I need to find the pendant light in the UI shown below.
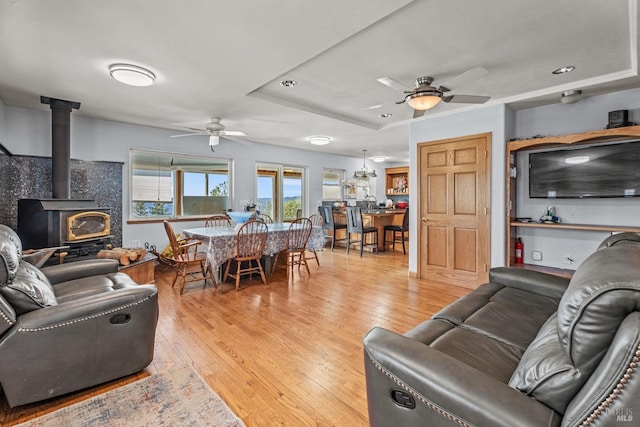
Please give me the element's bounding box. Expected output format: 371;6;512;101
353;149;377;178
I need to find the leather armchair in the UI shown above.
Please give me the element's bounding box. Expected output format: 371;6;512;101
0;225;159;407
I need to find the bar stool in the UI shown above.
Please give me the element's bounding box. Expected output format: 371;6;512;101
346;206;378;256
384;208;409;254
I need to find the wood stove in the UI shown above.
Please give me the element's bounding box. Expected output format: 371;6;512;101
17;199;112;251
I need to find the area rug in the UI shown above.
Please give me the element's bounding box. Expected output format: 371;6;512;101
17;366;244;427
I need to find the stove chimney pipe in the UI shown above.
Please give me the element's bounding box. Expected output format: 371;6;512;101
40;96;80;199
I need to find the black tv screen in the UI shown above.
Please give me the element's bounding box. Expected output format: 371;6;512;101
529;141;640;198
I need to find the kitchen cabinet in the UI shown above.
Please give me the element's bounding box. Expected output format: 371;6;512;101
506;125;640;275
385;167;409;196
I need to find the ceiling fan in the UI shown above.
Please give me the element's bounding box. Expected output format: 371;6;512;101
171;117;247;150
377;67;491;118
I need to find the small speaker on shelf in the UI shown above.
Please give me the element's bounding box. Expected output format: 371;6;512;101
606;110;636;129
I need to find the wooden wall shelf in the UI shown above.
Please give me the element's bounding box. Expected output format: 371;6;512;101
505;125;640;272
385;166;409;196
509;222;640;233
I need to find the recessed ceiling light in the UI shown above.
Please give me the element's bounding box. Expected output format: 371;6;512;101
371;156;386;162
109;63;156;86
380;113;392;118
308;135;331;145
552;66;575;75
280;79;297;87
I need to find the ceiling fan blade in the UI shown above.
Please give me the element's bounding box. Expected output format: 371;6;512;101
220;130;247;136
439;66;489;89
442;94;490;104
413;109;426;119
171;132;208;138
377;77;412;91
225;135;255;146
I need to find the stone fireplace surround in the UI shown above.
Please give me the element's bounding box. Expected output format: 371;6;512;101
0;154;123;248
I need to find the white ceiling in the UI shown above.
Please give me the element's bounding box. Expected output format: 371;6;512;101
1;0;639;162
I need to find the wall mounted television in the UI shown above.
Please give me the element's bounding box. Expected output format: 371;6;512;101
529;140;640;198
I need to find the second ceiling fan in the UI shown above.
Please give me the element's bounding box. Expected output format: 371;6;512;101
172;117;247;150
377;67;491;118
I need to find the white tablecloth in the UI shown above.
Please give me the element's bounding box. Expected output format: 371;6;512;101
183;223;325;281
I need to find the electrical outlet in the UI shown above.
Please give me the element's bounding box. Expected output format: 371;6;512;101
563;254;574;264
532;251;542;261
131;240;141;248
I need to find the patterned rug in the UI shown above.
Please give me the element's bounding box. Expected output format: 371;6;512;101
17;366;244;427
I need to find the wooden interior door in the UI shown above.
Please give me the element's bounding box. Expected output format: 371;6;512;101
418;133;491;288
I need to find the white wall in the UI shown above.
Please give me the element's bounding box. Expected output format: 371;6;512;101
3;105;385;249
512;88;640;269
409;104;510;274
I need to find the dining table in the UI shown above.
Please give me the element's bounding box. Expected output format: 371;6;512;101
182;222;325;283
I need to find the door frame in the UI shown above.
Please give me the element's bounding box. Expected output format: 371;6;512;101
416;132;492;286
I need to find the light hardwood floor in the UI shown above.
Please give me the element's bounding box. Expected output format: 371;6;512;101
1;248;471;426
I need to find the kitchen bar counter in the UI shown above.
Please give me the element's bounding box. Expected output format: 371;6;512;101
334;209;406;251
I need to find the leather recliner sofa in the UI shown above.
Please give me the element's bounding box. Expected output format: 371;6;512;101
0;224;159;407
363;233;640;427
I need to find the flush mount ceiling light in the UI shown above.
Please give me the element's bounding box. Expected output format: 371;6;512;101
560;89;583;104
109;64;156;86
371;156;386;162
552;66;576;75
308;135;331;146
353;149;377;178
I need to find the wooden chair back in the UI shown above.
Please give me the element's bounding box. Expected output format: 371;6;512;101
205;214;232;227
309;214;323;227
256;213;274;224
287;218;313;252
235;220;269;260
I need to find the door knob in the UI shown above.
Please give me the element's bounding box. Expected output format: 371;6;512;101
421;217;427;222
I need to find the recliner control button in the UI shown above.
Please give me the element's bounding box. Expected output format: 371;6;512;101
390;388;416;409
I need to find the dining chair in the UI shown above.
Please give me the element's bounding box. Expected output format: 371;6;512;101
204;214;232;227
319;206;347;251
256;213;274;224
345;206;378;257
163;220;215;294
306;213;324;266
223;219;269;290
384;207;409;254
273;217;313;277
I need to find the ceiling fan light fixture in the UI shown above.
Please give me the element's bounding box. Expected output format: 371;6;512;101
209;134;220;146
406;91;442;110
560;89;582;104
109;63;156;86
308;135;331;146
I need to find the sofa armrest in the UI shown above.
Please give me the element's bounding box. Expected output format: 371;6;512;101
41;259;119;285
364;327;561;427
489;266;569;299
14;284;157;330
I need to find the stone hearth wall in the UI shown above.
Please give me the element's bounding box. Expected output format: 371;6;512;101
0;155;123;247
